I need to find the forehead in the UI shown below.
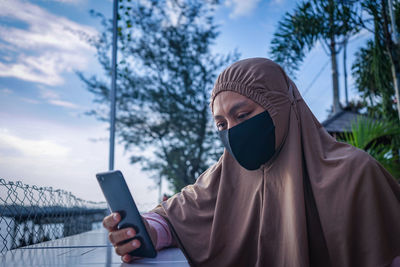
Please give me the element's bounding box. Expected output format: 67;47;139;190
213;91;255;115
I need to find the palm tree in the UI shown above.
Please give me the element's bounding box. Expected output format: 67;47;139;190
270;0;361;114
352;0;400;122
340;116;400;179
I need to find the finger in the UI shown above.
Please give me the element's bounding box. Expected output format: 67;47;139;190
115;239;141;256
122;255;132;263
108;227;136;245
102;213;120;231
122;254;142;263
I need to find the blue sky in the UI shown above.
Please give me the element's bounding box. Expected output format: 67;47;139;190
0;0;371;209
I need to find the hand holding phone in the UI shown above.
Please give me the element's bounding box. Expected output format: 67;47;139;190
96;170;157;258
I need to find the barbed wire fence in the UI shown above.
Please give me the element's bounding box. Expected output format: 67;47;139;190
0;178;109;255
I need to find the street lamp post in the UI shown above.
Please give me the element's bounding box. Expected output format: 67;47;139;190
109;0;118;171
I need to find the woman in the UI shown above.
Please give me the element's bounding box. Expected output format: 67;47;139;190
103;58;400;266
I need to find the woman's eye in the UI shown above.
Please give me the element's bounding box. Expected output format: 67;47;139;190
216;122;226;130
237;112;250;119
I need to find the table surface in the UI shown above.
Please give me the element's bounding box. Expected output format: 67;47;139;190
0;228;189;267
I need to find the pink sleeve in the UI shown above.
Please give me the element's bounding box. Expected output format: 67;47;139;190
142;212;174;250
390;256;400;267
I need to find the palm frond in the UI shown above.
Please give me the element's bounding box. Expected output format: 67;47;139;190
340;116;400;178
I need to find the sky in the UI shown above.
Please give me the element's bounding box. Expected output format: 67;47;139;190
0;0;372;210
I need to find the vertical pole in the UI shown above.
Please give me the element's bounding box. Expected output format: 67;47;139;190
330;37;341;114
343;37;349;107
388;0;399;44
109;0;118;171
158;177;162;203
388;0;400;121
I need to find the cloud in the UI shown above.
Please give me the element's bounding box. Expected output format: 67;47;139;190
271;0;284;4
225;0;261;18
48;99;79;109
0;0;97;86
0;119;163;206
0;128;70;158
40;87;60;99
39;87;80;109
20;97;40;104
0;88;12;95
52;0;83;4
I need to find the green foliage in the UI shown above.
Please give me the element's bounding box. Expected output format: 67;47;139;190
269;2;320;75
269;0;361;76
351;0;399;121
340;116;400;178
351;40;395;119
79;0;237;192
349;1;400;179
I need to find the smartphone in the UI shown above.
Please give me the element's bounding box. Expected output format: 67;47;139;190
96;170;157;258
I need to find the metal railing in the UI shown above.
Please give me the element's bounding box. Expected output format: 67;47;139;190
0;179;108;254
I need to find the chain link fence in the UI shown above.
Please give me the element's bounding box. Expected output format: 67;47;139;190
0;178;108;255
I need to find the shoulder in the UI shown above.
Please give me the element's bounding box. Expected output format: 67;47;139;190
337;145;380;175
349;147;394;179
191;155;224;189
341;147;399;197
171;155;224;201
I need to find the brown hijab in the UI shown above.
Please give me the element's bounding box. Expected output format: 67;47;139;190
152;58;400;267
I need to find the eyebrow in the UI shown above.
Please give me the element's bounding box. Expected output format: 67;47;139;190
213;100;251;120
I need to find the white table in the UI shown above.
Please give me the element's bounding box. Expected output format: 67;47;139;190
0;228;189;266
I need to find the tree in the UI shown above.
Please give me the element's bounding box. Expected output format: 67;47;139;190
269;0;361;115
79;0;237;193
352;0;400;122
382;0;400;122
351;0;400;171
351;40;394;120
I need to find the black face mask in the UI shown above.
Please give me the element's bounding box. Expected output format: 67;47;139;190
218;110;275;170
